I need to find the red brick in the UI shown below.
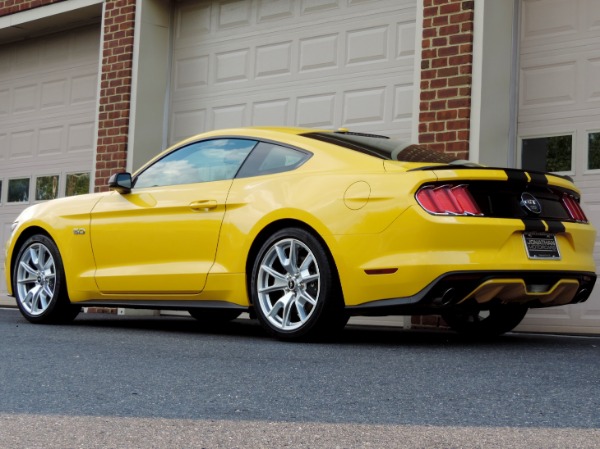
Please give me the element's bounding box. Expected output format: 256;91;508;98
448;75;471;86
430;78;448;89
458;108;470;119
420;112;437;123
439;24;460;36
449;54;472;66
423;27;437;39
440;2;461;15
423;6;439;17
438;45;459;57
437;87;459;99
435;131;457;142
422;48;437;59
432;57;448;68
450;11;474;24
420;133;435;144
449;33;472;45
430;100;447;111
421;90;436;101
436;110;458;120
428;122;445;132
432;15;448;26
448;98;470;109
446;119;470;130
438;67;459;77
431;37;447;47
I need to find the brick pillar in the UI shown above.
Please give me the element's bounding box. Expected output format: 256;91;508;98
95;0;136;192
0;0;66;16
418;0;474;159
413;0;475;329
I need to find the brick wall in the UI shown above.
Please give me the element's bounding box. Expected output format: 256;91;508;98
0;0;65;16
418;0;475;160
414;0;475;330
95;0;136;192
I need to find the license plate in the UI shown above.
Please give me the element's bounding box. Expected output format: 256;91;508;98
523;232;561;260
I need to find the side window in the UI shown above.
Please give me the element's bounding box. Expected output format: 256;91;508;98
236;142;311;178
135;139;257;189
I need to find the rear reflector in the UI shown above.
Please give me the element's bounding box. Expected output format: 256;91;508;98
416;184;483;216
562;194;588;223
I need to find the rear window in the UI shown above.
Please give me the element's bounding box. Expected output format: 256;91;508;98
302;132;463;164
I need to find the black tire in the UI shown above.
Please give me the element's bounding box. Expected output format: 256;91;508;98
13;234;80;324
188;308;242;324
441;305;528;338
250;227;347;341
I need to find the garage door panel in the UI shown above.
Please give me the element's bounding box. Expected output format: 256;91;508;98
521;0;600;54
518;0;600;333
170;0;416;142
0;25;100;296
171;15;414;104
170;65;414;144
587;57;600;102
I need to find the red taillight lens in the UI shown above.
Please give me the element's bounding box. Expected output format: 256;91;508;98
416;184;483;216
562;194;588;223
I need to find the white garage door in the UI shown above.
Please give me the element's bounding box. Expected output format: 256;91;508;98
517;0;600;333
169;0;417;145
0;25;100;295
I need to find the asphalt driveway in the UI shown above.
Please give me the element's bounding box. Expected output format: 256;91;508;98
0;308;598;448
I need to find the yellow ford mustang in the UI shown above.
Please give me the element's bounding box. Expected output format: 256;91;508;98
4;127;597;340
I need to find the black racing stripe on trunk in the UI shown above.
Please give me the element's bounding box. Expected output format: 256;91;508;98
546;220;566;233
528;172;548;185
522;219;546;232
505;169;528;185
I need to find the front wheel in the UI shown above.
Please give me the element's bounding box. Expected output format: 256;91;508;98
250;228;346;341
13;234;80;324
441;305;528;338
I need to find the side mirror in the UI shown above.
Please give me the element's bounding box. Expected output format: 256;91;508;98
108;172;133;194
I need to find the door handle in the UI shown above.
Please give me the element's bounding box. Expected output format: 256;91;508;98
190;200;218;211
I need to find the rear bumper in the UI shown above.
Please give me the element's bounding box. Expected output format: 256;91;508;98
346;270;597;316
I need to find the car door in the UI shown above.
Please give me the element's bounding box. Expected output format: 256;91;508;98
90;138;257;295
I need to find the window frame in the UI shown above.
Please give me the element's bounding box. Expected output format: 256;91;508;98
7;177;31;204
518;131;576;176
235;140;313;179
133;138;259;189
584;129;600;173
34;174;60;202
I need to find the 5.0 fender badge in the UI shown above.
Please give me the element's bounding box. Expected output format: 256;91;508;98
520;192;542;215
73;228;86;235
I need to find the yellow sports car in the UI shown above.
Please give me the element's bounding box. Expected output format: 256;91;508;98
4;127;597;340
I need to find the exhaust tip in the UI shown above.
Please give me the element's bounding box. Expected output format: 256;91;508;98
434;288;458;307
574;288;590;303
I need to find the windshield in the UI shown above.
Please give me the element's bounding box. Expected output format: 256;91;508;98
302;131;469;164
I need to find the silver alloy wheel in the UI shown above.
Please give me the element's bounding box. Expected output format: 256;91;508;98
257;237;320;331
16;242;57;316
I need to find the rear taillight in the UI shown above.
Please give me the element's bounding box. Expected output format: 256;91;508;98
562;194;588;223
416;184;483;216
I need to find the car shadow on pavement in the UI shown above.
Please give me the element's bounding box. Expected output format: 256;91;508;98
64;312;590;348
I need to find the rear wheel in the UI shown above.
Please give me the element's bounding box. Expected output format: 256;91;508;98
250;228;346;341
13;234;80;324
441;305;528;338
